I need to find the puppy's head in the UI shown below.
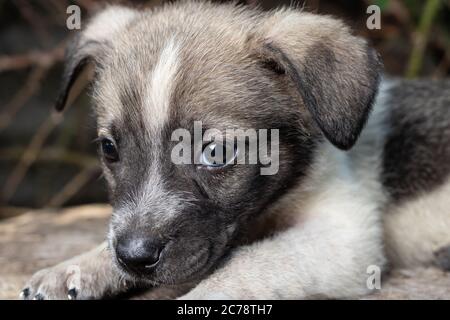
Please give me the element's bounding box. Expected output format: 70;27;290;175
56;2;381;284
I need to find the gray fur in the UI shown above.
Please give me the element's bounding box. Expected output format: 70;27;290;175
382;79;450;202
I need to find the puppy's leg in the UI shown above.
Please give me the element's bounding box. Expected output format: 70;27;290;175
180;182;385;299
21;242;128;300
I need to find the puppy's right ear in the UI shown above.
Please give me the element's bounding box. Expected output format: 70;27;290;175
252;10;382;150
55;6;137;111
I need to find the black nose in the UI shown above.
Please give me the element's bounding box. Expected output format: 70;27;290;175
115;235;165;272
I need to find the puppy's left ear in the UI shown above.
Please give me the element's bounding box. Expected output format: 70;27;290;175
55;5;138;111
255;11;382;150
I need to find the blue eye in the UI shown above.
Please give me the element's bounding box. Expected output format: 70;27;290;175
200;142;237;168
101;138;119;162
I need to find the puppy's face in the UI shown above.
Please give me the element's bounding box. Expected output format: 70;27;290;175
56;2;380;284
94;24;313;284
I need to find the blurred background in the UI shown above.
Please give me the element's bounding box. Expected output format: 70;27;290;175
0;0;449;215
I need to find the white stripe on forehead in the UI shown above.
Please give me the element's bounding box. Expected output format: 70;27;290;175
144;38;180;134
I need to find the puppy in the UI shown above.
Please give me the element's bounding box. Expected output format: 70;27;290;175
21;1;450;300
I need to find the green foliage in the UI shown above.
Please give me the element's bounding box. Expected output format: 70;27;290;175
374;0;390;11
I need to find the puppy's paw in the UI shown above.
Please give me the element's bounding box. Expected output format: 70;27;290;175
20;244;125;300
20;262;107;300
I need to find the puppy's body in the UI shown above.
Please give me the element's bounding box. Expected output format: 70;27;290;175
264;78;450;269
22;2;450;300
381;79;450;267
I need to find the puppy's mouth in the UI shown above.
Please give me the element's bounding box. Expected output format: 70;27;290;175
111;240;216;285
109;220;236;285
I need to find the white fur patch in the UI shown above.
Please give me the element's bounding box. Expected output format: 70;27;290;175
384;177;450;267
84;6;138;43
144;38;180;133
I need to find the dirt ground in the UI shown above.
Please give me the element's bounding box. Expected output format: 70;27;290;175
0;204;449;300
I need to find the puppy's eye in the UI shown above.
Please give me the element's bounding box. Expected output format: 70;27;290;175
101;138;119;162
200;142;237;168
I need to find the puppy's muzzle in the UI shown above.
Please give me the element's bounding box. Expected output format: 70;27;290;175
115;234;166;273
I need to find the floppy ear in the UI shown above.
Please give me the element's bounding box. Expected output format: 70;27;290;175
255;11;382;150
55;6;137;111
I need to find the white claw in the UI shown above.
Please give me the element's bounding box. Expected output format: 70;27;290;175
19;291;24;299
68;294;73;300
